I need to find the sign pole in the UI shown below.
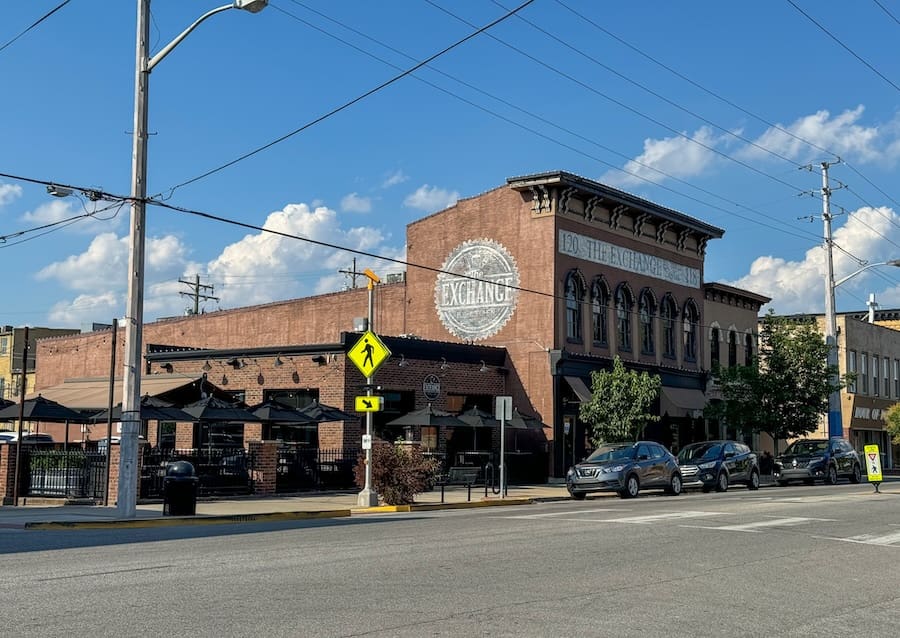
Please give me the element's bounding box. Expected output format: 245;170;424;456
495;396;512;498
357;270;381;507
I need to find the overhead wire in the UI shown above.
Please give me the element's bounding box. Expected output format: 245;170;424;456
0;0;72;56
275;1;821;245
873;0;900;27
424;0;809;194
786;0;900;93
161;0;536;198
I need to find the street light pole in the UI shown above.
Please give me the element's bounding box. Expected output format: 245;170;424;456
357;269;380;507
118;0;267;517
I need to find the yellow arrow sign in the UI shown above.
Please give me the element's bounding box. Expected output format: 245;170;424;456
348;330;391;377
355;396;384;412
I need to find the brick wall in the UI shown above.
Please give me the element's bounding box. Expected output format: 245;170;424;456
248;440;278;495
0;444;16;504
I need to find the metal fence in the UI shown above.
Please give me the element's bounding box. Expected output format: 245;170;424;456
24;449;107;500
140;447;253;499
276;447;359;492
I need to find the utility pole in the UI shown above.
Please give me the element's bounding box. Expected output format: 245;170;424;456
12;326;29;506
179;274;219;314
338;258;359;289
821;161;843;439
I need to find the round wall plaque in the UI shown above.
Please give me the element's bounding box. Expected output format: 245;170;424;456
423;374;441;400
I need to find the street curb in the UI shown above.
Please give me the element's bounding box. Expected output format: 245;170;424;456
24;509;352;530
352;497;533;514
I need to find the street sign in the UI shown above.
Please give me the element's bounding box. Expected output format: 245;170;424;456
865;444;883;483
495;395;512;421
362;434;372;450
348;330;391;377
355;396;384;412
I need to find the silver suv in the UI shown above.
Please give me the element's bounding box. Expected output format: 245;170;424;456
566;441;682;499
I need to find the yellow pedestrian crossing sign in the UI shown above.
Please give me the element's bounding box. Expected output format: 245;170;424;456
355;396;384;412
865;444;883;483
348;330;391;377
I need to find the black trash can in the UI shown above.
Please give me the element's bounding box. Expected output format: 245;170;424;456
163;460;199;516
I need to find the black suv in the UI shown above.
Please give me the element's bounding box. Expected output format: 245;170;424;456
677;440;760;492
774;438;862;486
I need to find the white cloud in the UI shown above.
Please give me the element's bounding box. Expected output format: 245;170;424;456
0;183;23;207
403;184;459;212
601;126;725;188
382;170;408;188
740;106;900;165
726;205;900;313
206;202;402;308
21;198;124;234
340;192;372;213
46;292;120;327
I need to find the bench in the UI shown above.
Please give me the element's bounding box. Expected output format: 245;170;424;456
435;466;481;502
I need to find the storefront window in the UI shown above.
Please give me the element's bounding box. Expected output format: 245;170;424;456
710;327;720;369
565;271;583;343
591;279;608;347
728;330;737;367
683;301;698;362
639;290;655;355
661;295;677;358
616;285;633;352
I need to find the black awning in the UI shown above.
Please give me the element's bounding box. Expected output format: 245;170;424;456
564;376;592;403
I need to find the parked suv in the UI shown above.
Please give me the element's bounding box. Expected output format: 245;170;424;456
774;437;862;486
677;440;760;492
566;441;682;499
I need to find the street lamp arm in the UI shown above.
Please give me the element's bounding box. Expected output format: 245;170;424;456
148;4;233;71
834;259;900;288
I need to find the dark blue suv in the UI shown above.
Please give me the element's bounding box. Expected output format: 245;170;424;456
774;438;862;486
677;440;760;492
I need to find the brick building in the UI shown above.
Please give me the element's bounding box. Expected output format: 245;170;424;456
32;170;767;479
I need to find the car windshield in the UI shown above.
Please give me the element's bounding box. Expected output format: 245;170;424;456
678;443;722;463
783;440;828;455
585;445;633;463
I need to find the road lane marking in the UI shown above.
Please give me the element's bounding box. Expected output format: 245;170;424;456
683;516;827;533
603;511;724;524
833;530;900;546
502;508;624;519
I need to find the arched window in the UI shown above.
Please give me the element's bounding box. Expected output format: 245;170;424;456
728;330;738;367
682;300;698;362
591;279;608;347
661;295;677;358
615;284;633;352
744;333;753;366
639;289;656;355
710;326;720;369
565;271;584;342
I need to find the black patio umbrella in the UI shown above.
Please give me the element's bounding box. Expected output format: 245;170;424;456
385;403;467;428
457;406;501;428
90;394;194;423
507;408;545;430
248;400;317;424
0;394;92;423
181;396;260;422
0;398;13;411
297;400;358;423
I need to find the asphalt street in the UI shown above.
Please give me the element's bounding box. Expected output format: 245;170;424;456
2;482;899;637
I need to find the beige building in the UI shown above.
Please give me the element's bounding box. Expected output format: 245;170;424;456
0;326;79;404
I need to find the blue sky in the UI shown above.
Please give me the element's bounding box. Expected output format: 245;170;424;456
2;0;900;329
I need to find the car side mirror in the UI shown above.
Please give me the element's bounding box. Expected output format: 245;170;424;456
638;454;649;461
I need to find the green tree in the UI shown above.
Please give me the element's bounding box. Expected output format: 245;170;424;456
579;355;661;445
706;310;848;451
885;403;900;446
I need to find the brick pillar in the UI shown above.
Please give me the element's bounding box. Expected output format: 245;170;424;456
0;444;16;505
248;440;278;496
175;422;195;449
243;422;263;444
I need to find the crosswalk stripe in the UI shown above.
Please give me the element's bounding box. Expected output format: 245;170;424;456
685;517;818;533
502;508;622;519
604;511;723;524
835;530;900;546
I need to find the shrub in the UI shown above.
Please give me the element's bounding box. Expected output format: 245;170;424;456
354;440;440;505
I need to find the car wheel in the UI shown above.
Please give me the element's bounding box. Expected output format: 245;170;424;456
619;474;640;499
715;471;729;492
570;491;586;500
747;470;760;490
666;473;682;495
850;463;862;484
825;465;838;485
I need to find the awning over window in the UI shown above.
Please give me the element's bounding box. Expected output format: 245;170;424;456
660;387;706;417
564;376;593;403
27;374;205;411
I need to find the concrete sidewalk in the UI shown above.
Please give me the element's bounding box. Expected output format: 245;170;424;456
0;483;572;530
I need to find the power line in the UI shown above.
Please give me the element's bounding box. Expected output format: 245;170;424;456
161;0;536;197
786;0;900;93
0;0;72;56
425;0;808;194
275;1;822;245
873;0;900;26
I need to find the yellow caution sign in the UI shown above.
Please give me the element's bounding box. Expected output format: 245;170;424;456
864;444;883;483
355;396;384;412
347;330;391;378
